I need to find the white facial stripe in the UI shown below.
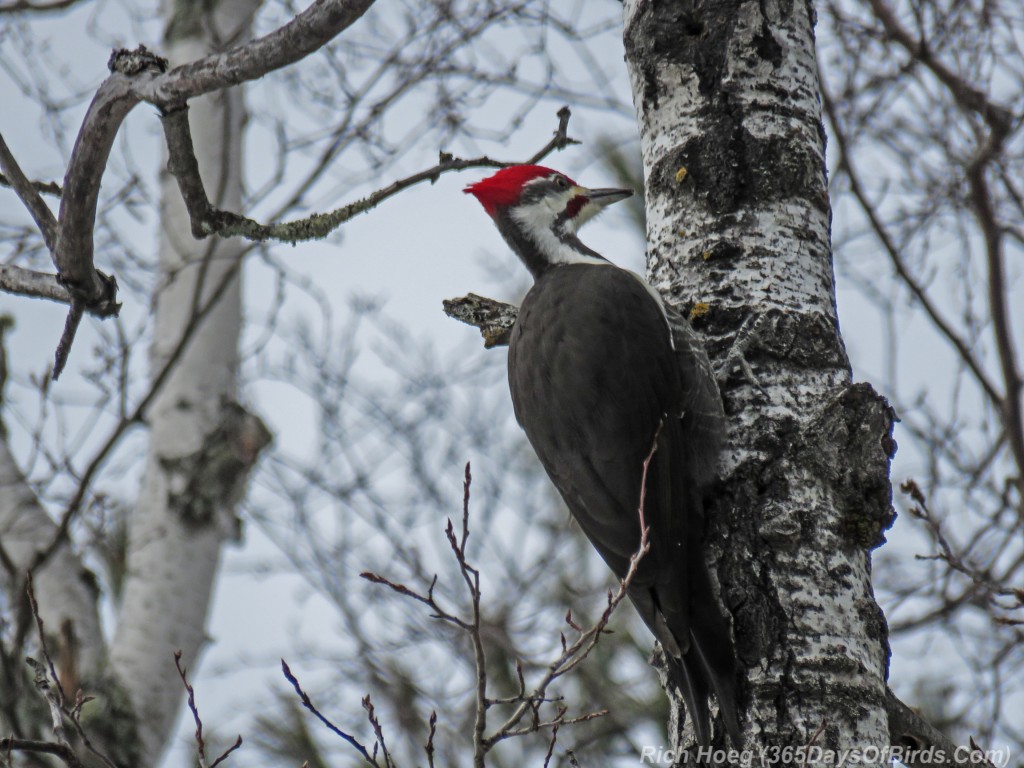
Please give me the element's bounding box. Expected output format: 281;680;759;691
510;202;607;266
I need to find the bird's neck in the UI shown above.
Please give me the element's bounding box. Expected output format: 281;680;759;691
495;209;608;280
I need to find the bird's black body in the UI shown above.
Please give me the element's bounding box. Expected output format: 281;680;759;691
465;165;741;747
509;263;738;747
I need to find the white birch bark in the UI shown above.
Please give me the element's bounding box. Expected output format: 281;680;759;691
0;440;105;684
107;0;261;761
623;0;894;761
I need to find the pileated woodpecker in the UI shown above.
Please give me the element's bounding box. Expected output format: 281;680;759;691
465;165;742;747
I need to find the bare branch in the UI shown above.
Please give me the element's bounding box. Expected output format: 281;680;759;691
52;303;85;381
0;132;58;251
0;737;79;765
161;106;579;244
361;697;394;768
25;572;67;707
966;140;1024;495
169;652;244;767
24;658;79;768
135;0;376;107
864;0;1013;132
209;737;243;768
56;65;156;308
281;659;378;766
424;710;437;768
454;463;487;768
820;79;1005;411
482;433;656;751
525;105;581;163
0;0;88;13
174;651;244;768
0;265;79;307
0;172;61;196
886;688;996;768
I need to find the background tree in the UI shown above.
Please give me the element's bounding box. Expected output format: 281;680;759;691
0;0;1020;766
820;0;1023;745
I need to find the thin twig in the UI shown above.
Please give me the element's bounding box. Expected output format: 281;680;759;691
0;172;61;196
24;574;117;768
455;463;488;768
820;79;1004;410
52;301;84;381
801;719;828;768
25;572;67;706
424;710;437;768
175;651;209;765
281;659;377;766
210;737;243;768
482;429;658;750
176;651;242;768
542;722;560;768
524;105;580;164
361;696;395;768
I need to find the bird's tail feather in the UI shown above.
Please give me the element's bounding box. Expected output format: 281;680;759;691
663;633;742;750
664;648;712;748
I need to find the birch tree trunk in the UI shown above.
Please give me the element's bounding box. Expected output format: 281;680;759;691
107;0;264;762
623;0;895;760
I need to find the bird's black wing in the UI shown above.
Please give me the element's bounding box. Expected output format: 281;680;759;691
508;263;679;572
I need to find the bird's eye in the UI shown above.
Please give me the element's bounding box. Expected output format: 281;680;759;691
554;176;569;188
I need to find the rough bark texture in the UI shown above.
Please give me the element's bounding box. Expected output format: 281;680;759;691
623;0;894;761
106;0;261;762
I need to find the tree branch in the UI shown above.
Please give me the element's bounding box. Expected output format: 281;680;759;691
0;0;89;13
160;105;578;244
0;132;58;251
0;737;80;764
864;0;1013;133
966;139;1024;498
0;264;92;308
886;688;996;768
56;49;164;308
0;171;61;196
135;0;376;107
820;79;1005;411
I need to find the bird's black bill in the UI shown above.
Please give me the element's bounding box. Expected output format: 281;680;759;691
587;187;633;205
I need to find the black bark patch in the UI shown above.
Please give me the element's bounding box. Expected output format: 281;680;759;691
654;122;826;217
796;383;898;549
160;402;272;530
701;239;744;265
694;309;848;375
752;3;784;67
624;0;746;106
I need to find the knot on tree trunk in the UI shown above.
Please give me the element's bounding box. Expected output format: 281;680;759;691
159;402;272;532
107;45;168;76
799;382;898;550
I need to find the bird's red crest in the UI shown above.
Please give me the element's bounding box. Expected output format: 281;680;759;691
463;165;575;216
